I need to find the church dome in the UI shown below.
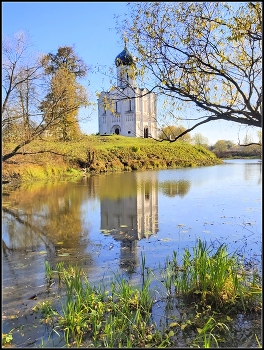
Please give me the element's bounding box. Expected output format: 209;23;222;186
115;46;134;67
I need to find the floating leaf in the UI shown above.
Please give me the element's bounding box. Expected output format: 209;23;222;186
120;225;128;228
193;290;201;294
168;330;174;337
39;251;47;255
58;253;70;257
56;242;64;245
181;323;188;330
169;322;180;328
14;263;26;269
101;229;112;234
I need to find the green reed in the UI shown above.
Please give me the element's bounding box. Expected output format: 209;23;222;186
55;263;169;347
55;261;64;284
34;241;261;347
171;239;262;311
44;260;53;283
140;251;146;284
192;315;230;348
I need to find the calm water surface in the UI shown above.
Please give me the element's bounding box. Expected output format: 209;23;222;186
2;159;262;347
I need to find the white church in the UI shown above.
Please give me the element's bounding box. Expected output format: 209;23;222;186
98;44;158;138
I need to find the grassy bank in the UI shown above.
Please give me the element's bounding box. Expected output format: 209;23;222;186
2;135;223;183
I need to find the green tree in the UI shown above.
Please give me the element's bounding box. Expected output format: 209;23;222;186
158;125;191;142
116;2;262;141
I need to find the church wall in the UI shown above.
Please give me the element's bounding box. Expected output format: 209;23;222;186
98;88;157;138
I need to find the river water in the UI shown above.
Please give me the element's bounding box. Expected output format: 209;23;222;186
2;159;262;347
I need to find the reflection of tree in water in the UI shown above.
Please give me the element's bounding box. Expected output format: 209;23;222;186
2;207;55;255
244;162;262;185
159;180;190;197
2;182;90;254
97;172;138;199
2;182;94;316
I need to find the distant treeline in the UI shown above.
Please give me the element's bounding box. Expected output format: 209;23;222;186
210;146;261;159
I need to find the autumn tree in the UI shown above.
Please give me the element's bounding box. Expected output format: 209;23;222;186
2;35;90;162
158;125;191;142
2;32;43;143
40;67;87;140
42;46;87;78
41;46;89;141
191;133;209;148
116;2;262;142
159;180;190;197
213;140;229;155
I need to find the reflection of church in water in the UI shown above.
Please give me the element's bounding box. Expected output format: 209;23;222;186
100;172;158;272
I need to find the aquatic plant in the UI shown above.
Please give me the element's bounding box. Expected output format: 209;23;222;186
54;264;171;347
191;314;230;348
32;300;58;319
170;239;262;312
55;261;64;284
2;330;13;345
44;260;53;284
31;240;261;348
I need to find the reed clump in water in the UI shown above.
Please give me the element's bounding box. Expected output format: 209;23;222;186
38;239;261;347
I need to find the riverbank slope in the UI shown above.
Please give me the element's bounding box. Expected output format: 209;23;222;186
2;135;223;186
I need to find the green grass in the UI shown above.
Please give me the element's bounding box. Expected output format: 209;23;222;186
3;135;223;181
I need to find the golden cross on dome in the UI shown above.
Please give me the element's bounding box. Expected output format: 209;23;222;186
123;34;128;49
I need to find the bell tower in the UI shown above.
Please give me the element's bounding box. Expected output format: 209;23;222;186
115;41;136;88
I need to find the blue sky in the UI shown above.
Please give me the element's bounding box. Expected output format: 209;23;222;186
2;1;259;145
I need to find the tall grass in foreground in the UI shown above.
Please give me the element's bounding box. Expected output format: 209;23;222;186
40;240;262;348
49;263;166;347
170;239;262;312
